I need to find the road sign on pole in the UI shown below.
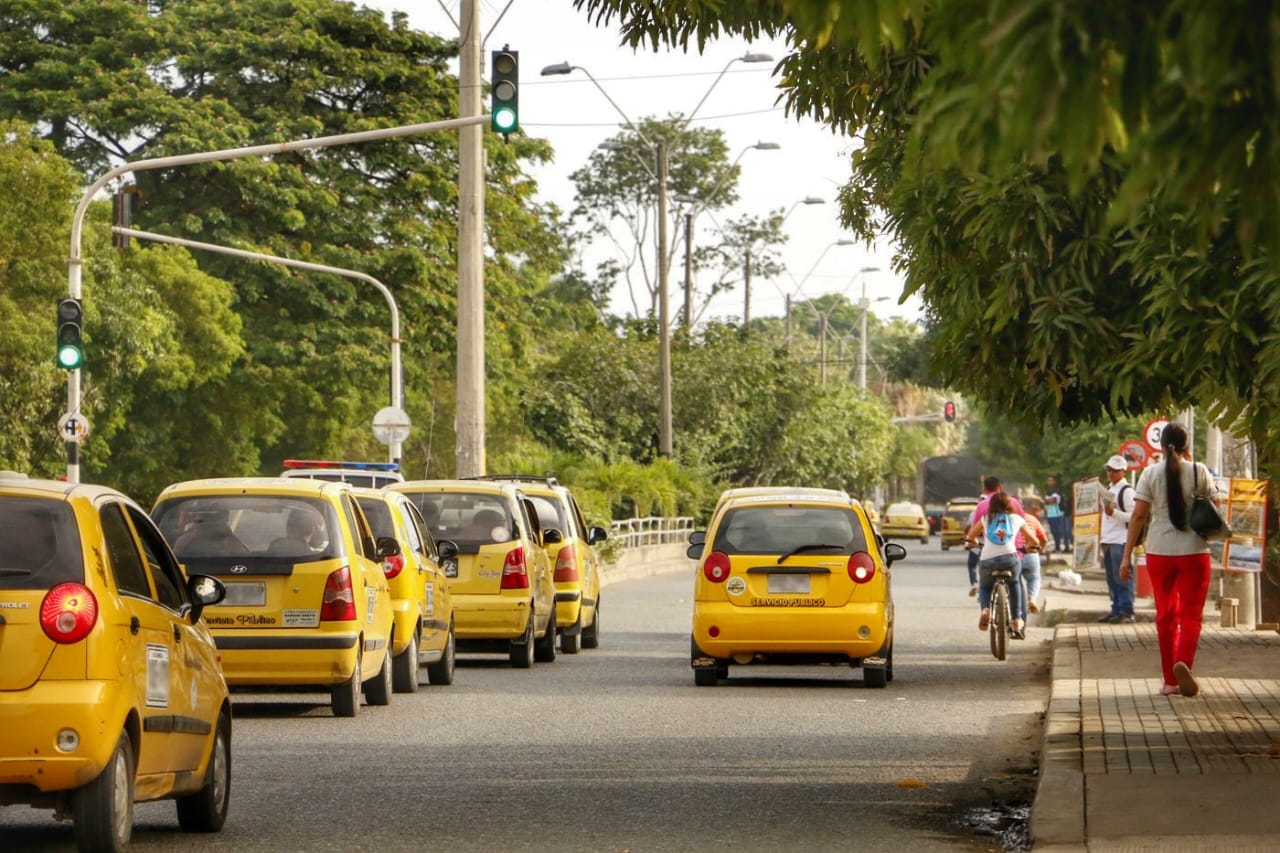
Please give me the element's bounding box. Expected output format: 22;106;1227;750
1119;440;1148;470
57;413;91;443
372;406;411;446
1144;418;1171;452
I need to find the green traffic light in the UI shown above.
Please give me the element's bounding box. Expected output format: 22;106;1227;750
493;106;517;132
57;344;83;370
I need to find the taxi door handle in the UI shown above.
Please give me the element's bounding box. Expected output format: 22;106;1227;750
172;624;181;642
130;616;140;636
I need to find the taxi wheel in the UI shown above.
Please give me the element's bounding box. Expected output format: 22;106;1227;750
364;647;393;706
581;601;600;650
509;613;535;669
426;620;456;685
863;663;888;688
533;610;557;663
331;649;362;717
560;612;582;655
177;710;231;833
392;630;420;694
920;536;929;545
693;668;719;687
72;730;134;852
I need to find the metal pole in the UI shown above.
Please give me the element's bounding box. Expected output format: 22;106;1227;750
657;142;673;459
456;0;485;478
819;316;828;385
114;227;404;463
683;212;693;330
63;113;488;482
743;247;752;329
857;279;869;390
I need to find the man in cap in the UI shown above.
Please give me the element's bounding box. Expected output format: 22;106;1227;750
1099;454;1136;623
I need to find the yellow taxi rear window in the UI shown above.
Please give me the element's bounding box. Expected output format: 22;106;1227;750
712;506;867;555
0;497;84;589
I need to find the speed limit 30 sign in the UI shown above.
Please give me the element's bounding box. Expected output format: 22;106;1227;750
1143;418;1171;452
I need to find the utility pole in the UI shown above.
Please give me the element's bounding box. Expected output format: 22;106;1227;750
743;247;752;329
657;141;673;459
819;315;828;385
682;211;693;330
456;0;485;477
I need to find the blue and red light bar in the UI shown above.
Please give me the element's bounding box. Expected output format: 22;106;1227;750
283;460;400;472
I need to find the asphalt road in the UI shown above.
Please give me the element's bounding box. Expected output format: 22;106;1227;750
3;539;1050;852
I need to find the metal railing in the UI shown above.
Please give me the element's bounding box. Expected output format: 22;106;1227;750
609;516;695;550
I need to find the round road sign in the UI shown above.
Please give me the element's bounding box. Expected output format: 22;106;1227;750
372;406;411;446
1118;440;1148;470
1144;418;1171;452
57;412;91;443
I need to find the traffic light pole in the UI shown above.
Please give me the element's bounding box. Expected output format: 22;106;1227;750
112;226;405;465
63;113;488;483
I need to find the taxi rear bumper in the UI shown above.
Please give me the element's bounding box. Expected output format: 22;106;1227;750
692;600;890;662
452;594;530;640
212;633;360;686
0;679;127;793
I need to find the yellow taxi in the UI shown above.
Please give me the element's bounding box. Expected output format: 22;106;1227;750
940;496;980;550
152;478;395;717
881;500;931;544
352;488;455;690
389;480;556;668
0;472;231;850
474;476;607;654
688;490;904;687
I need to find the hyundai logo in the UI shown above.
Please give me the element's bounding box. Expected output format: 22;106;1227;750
229;565;248;574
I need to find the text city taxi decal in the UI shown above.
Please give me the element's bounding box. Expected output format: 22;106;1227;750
724;573;827;606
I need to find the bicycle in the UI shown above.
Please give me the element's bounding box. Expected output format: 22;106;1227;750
964;539;1022;661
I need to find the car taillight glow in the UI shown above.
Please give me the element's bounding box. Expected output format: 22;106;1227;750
847;552;877;584
553;545;579;583
500;547;529;589
703;551;731;583
320;566;357;621
40;583;98;644
383;553;405;580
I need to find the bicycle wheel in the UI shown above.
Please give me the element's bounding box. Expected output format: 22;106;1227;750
990;580;1009;661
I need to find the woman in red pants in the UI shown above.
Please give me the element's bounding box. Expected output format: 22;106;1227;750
1119;423;1221;697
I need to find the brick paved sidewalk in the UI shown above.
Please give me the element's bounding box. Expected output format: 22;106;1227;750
1033;621;1280;851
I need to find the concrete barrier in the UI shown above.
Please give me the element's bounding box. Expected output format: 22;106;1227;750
600;543;693;588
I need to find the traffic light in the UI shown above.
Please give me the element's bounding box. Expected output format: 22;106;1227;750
56;298;84;370
943;400;957;422
490;47;518;138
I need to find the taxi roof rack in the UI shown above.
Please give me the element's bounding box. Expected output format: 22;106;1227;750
464;474;559;488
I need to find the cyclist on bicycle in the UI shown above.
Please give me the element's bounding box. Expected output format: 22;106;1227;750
965;490;1027;639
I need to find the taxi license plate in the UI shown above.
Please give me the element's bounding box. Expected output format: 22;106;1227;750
767;574;810;595
442;558;458;578
218;582;266;607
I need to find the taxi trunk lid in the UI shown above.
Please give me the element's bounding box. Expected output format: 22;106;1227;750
0;592;59;690
182;555;333;630
448;543;522;595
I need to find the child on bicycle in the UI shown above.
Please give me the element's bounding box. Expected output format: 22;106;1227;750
965;490;1027;639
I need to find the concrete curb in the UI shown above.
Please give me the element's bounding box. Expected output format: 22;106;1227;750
1032;624;1086;851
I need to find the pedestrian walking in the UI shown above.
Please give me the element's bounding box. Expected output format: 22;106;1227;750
1099;455;1136;623
1044;475;1072;553
1019;510;1049;616
1119;423;1221;697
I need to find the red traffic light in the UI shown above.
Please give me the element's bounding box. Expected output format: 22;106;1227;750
943;401;956;422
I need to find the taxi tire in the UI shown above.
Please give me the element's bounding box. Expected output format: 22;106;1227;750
693;668;719;687
533;610;557;663
426;621;456;685
509;614;535;669
177;710;231;833
331;649;362;717
560;611;582;655
364;646;393;706
72;730;134;853
581;601;600;649
392;630;419;694
863;663;888;689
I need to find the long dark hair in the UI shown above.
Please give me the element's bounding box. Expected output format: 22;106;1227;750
1163;423;1190;531
986;490;1013;520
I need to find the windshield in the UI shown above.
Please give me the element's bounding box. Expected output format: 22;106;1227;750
711;506;867;556
153;495;343;562
0;497;84;589
523;494;568;535
399;491;514;548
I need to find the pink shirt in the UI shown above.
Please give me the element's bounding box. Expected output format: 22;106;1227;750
973;492;1033;550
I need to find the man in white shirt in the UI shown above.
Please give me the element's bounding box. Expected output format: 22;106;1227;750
1099;455;1135;623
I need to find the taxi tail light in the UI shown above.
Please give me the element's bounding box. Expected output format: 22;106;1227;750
703;551;731;583
500;547;530;590
382;553;405;580
553;545;579;583
847;552;877;584
320;566;357;621
40;583;98;644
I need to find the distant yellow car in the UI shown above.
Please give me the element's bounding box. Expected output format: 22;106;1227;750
881;500;930;544
940;497;980;550
152;478;396;717
352;488;456;690
688;490;905;687
474;476;607;654
389;480;557;668
0;473;231;850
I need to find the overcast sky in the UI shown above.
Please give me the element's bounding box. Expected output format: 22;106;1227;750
361;0;923;325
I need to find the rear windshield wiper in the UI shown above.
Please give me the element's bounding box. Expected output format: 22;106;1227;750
0;568;33;576
777;544;844;564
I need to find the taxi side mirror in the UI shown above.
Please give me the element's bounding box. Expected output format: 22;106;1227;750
375;536;402;560
883;543;907;566
543;528;563;545
587;526;608;544
687;543;704;560
187;574;226;623
688;530;706;546
437;539;459;560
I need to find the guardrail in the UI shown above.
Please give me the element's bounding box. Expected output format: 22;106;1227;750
608;516;695;549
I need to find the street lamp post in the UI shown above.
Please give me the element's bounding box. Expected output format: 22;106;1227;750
748;196;824;327
855;266;883;389
785;238;856;346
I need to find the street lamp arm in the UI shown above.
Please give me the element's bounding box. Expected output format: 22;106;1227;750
542;63;654;147
682;52;774;128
